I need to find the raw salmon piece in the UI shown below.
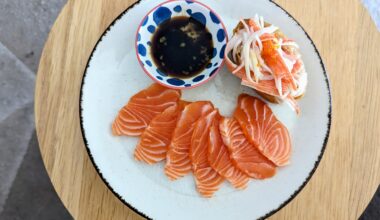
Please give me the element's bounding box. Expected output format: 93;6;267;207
112;83;181;136
134;101;189;164
165;101;214;180
225;57;288;98
190;110;224;197
208;114;250;189
234;94;291;166
240;78;288;98
219;117;276;179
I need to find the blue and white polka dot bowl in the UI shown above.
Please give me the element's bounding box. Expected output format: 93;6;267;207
135;0;227;89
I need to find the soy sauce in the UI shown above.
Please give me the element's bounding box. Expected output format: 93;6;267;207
151;16;213;78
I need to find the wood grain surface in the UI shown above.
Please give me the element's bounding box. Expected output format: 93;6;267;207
35;0;380;219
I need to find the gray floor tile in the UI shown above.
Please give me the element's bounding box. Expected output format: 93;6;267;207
0;0;67;72
0;43;34;122
0;132;72;220
0;103;34;212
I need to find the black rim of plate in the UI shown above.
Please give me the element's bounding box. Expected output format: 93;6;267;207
79;0;332;219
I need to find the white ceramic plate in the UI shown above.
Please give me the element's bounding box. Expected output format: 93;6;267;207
80;0;332;219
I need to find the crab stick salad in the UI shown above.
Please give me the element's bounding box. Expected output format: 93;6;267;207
225;15;307;114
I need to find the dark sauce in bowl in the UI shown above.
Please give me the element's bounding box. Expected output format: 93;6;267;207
151;16;213;78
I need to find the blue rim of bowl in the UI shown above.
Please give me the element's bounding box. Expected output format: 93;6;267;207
79;0;332;219
134;0;228;90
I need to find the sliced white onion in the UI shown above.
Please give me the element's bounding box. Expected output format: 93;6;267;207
260;16;264;29
260;74;274;81
274;76;283;97
282;41;299;48
243;41;253;82
232;39;243;62
284;98;297;112
255;35;263;51
253;46;272;74
225;34;241;55
233;62;244;74
246;25;278;43
284;95;300;114
277;39;295;73
282;50;298;63
291;70;308;97
240;19;251;33
250;49;264;81
239;26;279;81
254;14;261;29
278;48;296;73
282;89;291;99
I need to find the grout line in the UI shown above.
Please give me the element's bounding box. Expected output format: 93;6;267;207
0;101;35;215
0;41;36;124
0;41;36;77
0;101;35;126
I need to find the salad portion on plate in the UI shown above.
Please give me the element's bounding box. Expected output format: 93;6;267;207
225;16;307;114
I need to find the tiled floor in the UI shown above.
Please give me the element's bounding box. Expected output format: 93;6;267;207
0;132;71;220
0;0;71;219
0;1;378;220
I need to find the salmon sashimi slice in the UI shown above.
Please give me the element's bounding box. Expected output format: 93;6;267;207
219;117;276;179
234;94;291;166
241;77;288;98
208;113;250;189
225;57;288;98
134;101;190;164
165;101;214;180
112;83;181;136
190;110;224;197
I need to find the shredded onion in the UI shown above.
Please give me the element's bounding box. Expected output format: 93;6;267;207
278;49;295;73
274;76;283;97
256;35;263;51
240;19;251;33
291;69;307;97
261;74;274;81
250;49;263;81
243;40;253;82
233;38;243;62
225;14;307;114
282;41;299;48
233;62;245;74
225;34;241;56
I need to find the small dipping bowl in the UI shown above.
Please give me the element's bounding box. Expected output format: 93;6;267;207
135;0;227;89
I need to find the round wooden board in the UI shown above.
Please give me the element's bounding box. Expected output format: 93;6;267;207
35;0;380;219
